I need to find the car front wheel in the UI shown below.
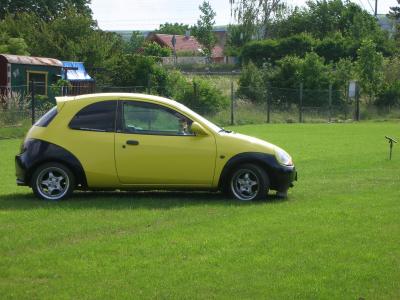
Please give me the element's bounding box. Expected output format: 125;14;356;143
31;162;75;201
229;164;269;201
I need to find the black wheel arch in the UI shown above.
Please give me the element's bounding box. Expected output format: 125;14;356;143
218;152;280;191
21;139;87;188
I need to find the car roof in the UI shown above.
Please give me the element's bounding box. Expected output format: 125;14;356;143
55;93;197;118
56;93;178;107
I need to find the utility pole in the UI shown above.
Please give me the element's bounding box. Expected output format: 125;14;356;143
374;0;378;16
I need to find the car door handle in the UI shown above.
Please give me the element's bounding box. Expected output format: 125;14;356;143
126;140;139;146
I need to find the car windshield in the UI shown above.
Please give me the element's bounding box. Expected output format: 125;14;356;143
173;101;223;133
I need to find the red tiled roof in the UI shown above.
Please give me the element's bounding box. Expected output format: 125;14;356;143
212;45;224;58
147;33;224;58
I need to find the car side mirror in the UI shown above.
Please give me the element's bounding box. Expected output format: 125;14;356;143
191;122;207;136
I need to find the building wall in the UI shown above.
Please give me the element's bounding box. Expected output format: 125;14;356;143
0;56;7;87
10;64;61;87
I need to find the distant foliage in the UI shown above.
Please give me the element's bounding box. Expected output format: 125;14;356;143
155;23;190;35
50;79;72;97
356;39;384;102
108;54;167;92
238;52;345;107
388;0;400;41
241;34;316;66
126;31;145;53
314;33;348;62
0;0;92;21
192;1;217;57
0;8;125;77
241;0;396;64
237;62;266;103
167;71;229;114
142;42;172;57
375;81;400;108
0;33;29;55
225;24;253;56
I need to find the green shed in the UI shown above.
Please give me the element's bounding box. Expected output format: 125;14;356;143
0;54;62;97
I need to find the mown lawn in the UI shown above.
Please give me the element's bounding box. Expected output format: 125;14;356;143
1;122;399;299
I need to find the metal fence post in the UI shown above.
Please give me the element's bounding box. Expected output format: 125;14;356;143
355;83;360;121
266;82;271;123
147;74;151;94
230;80;235;125
299;82;303;123
328;83;332;122
30;81;35;125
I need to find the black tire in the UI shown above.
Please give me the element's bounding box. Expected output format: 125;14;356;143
31;162;75;201
228;163;269;201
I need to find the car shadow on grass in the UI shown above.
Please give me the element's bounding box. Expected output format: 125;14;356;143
0;190;288;210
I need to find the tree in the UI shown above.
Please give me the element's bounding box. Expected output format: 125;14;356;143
108;54;167;91
388;0;400;20
192;1;216;57
230;0;286;38
142;42;171;57
0;9;126;85
0;0;92;21
155;23;190;35
126;31;145;53
237;61;265;102
375;81;400;109
0;33;29;55
225;24;252;55
333;58;355;93
315;32;347;62
240;33;316;66
356;39;384;103
388;0;400;41
268;0;390;45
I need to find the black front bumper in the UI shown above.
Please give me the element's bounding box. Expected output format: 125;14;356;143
268;164;297;193
15;154;28;186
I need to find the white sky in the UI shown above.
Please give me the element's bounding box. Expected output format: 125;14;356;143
90;0;399;31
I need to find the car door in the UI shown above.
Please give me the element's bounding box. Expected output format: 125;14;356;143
66;100;118;187
114;100;217;186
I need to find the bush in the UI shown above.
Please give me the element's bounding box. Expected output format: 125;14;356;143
375;81;400;109
241;39;279;66
278;34;316;58
167;71;229;115
0;90;30;126
237;62;266;103
108;54;168;93
142;42;172;57
315;33;347;62
241;34;316;66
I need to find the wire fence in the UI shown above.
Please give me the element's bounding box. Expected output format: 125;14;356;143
0;81;396;139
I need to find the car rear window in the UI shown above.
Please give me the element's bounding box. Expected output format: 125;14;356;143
34;106;58;127
69;101;117;132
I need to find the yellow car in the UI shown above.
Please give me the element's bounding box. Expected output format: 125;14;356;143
15;93;297;201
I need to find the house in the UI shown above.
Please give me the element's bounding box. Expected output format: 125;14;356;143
0;54;62;96
146;33;224;63
61;61;95;96
0;54;95;101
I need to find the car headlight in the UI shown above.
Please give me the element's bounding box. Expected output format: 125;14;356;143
274;147;293;166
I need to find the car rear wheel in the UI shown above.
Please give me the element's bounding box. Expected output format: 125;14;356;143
31;162;75;201
229;164;269;201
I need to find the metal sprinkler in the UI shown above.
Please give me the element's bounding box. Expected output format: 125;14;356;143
385;136;397;160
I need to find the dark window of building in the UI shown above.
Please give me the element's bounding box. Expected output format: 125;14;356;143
27;72;47;95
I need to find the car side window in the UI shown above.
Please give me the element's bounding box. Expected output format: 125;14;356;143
69;101;117;132
121;101;193;136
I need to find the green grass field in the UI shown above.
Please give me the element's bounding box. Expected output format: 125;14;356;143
1;122;399;299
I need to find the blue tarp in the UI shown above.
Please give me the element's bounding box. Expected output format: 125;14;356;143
62;61;94;81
